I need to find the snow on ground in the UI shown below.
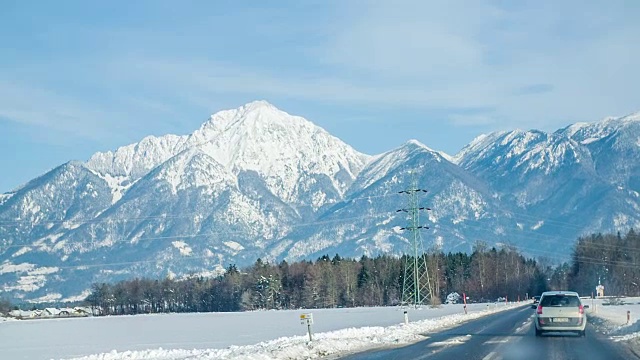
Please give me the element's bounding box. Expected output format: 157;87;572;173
587;296;640;354
1;302;522;360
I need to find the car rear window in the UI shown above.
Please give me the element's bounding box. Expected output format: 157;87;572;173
540;294;580;307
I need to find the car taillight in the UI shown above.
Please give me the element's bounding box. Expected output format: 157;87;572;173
537;305;542;314
579;304;584;314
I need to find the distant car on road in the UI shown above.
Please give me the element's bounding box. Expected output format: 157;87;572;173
532;295;541;304
534;291;588;337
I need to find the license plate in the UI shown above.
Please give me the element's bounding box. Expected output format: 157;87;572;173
553;317;569;323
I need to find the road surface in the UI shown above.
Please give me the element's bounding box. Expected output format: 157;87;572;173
341;305;638;360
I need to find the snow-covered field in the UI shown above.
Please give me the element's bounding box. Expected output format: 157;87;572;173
587;296;640;355
1;302;521;360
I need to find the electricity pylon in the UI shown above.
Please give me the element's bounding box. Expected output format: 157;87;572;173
398;174;434;307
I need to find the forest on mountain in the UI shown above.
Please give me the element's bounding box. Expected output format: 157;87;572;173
0;297;12;314
567;230;640;296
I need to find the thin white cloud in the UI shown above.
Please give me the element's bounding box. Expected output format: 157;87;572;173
311;0;640;129
106;56;503;110
0;79;187;146
318;0;499;80
449;114;496;127
0;81;116;140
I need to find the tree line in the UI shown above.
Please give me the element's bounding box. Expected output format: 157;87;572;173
0;297;12;314
566;229;640;296
85;243;548;315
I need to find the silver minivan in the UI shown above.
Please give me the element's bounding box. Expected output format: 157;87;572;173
534;291;588;336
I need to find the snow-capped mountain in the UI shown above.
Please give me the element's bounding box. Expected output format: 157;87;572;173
456;114;640;256
1;102;639;302
269;140;514;262
560;112;640;189
455;130;596;206
86;101;369;213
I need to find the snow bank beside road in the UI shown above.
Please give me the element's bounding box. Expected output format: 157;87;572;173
587;297;640;354
63;303;522;360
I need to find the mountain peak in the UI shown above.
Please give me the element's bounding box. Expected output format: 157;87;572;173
186;101;372;203
206;100;282;124
398;139;455;163
586;111;640;129
557;110;640;145
198;100;314;145
404;139;425;147
240;99;276;112
619;111;640;123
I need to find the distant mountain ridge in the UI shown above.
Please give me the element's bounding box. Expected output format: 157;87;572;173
1;101;639;302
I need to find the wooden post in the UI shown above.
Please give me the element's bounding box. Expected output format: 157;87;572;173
463;293;467;314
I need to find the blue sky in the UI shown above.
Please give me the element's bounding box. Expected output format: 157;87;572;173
1;1;639;192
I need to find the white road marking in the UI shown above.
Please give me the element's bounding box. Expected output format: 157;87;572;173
515;312;536;333
483;351;499;360
417;334;472;358
485;339;510;344
427;335;471;347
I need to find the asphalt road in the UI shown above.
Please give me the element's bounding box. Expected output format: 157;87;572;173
340;305;638;360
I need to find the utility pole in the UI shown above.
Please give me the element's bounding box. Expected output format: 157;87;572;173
398;172;434;307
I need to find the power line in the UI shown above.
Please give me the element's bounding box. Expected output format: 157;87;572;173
398;172;434;307
0;192;399;226
433;219;640;257
431;225;640;270
2;218;638;276
1;190;639;274
2;208;637;268
6;226;637;280
0;211;399;251
2;209;637;267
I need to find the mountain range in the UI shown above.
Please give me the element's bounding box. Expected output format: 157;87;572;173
1;100;639;302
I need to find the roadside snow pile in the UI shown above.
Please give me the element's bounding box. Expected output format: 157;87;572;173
587;297;640;342
63;303;522;360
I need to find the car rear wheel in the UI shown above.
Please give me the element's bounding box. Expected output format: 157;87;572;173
535;328;542;337
580;330;586;337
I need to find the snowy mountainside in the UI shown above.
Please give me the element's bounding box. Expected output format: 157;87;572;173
188;101;370;211
1;104;640;302
88;100;370;213
455;130;596;206
271;140;518;262
455;111;640;251
560;113;640;235
0;161;113;255
0;101;370;301
559;112;640;145
0;192;14;206
560;112;640;189
86;134;189;180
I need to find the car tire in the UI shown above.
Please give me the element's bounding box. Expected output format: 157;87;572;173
535;328;542;337
581;330;586;337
